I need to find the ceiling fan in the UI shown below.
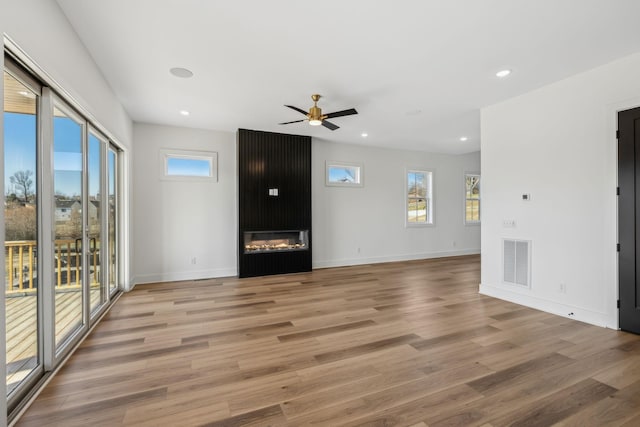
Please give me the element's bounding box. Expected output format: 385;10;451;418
279;94;358;131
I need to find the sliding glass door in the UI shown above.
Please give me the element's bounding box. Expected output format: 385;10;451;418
52;102;86;349
4;53;122;414
3;63;43;398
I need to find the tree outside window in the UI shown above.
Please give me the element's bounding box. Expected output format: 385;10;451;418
465;174;480;224
407;170;433;225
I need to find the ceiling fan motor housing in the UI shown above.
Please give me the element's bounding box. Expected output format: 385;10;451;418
309;105;323;121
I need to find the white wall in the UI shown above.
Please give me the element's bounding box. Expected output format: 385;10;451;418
480;52;640;329
312;141;481;268
132;123;237;283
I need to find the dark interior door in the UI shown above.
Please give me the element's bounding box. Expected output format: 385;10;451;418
619;106;640;333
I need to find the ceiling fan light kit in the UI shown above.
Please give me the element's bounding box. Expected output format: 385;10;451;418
280;94;358;131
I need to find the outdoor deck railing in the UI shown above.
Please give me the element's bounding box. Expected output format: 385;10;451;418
5;240;100;294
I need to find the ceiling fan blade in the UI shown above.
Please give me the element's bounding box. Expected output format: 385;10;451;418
279;119;306;125
324;108;358;119
285;105;309;116
322;120;339;131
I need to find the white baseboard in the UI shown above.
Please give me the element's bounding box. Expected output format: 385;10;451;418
133;267;238;285
479;282;617;329
313;248;480;269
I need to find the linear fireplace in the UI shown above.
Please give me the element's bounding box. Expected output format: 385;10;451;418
238;129;312;277
244;230;309;254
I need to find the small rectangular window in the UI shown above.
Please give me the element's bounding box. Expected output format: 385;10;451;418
465;173;480;224
160;149;218;181
406;169;433;226
326;161;363;187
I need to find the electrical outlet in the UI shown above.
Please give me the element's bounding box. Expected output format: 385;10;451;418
357;247;361;254
191;257;197;265
559;282;566;293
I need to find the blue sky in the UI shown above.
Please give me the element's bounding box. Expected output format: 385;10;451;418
167;157;211;176
4;112;101;197
4;113;36;196
328;166;356;183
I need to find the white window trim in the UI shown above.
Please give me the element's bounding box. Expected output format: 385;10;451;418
325;161;364;187
160;149;218;182
464;172;481;225
405;168;434;227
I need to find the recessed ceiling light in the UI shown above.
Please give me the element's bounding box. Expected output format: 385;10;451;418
361;132;368;138
180;110;190;116
460;136;468;142
170;67;194;78
496;69;512;78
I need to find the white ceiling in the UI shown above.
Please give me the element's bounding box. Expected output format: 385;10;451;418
56;0;640;154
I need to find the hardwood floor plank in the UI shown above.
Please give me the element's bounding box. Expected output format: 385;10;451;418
554;378;640;426
181;321;293;344
185;300;276;315
102;311;155;321
593;355;640;389
277;319;376;342
73;338;145;354
468;352;574;394
488;378;616;427
339;384;482;427
201;403;285;427
88;322;168;338
410;325;499;350
68;341;209;370
123;396;229;426
313;333;421;364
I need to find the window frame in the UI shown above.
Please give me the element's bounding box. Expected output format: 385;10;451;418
405;168;434;227
464;172;481;225
325;161;364;187
160;149;218;182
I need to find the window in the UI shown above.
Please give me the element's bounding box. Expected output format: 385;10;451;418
161;149;218;181
465;173;480;224
406;170;433;225
325;161;363;187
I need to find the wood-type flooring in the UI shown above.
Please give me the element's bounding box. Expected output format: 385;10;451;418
15;255;640;426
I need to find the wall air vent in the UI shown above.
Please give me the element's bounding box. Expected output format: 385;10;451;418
503;239;531;287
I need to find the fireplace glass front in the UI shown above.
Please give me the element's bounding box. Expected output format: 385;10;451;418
244;230;309;254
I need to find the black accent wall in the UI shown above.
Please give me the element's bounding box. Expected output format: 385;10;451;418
238;129;312;277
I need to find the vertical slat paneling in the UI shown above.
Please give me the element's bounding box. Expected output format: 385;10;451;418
238;129;312;277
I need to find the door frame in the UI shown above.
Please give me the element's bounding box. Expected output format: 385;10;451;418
615;98;640;331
